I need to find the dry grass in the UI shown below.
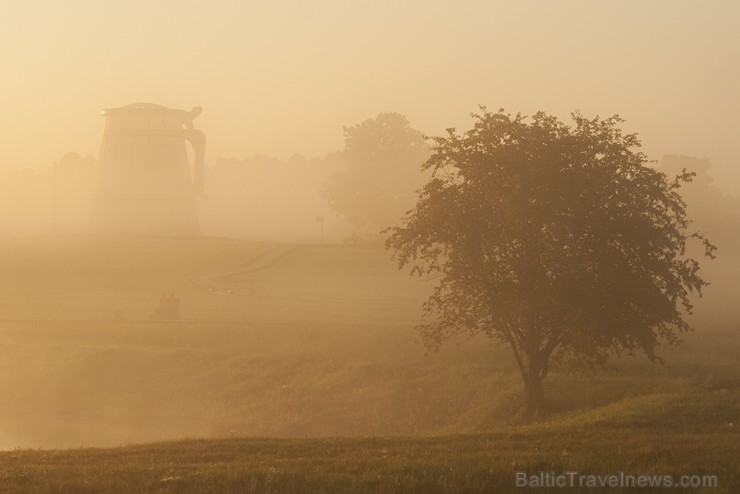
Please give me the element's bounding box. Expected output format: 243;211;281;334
0;410;737;493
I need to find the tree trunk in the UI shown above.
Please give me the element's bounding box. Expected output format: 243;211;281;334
524;371;545;421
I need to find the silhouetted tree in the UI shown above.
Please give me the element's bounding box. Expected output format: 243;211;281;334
386;108;715;420
321;112;429;230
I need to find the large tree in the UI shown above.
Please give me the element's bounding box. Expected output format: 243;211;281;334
321;112;429;231
386;108;715;419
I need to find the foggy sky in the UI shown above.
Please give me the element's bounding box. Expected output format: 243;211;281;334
1;0;739;192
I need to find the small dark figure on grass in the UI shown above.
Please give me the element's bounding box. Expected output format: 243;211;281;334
153;292;180;320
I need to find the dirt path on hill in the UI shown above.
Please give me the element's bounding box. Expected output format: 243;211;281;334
191;244;296;290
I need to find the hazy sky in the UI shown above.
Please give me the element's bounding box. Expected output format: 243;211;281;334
1;0;739;191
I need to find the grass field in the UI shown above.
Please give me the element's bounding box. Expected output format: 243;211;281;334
0;236;737;492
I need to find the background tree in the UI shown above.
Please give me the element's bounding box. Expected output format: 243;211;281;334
321;112;429;231
658;155;740;250
386;109;715;420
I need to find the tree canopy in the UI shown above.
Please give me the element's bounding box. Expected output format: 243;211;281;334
386;108;715;419
321;112;429;231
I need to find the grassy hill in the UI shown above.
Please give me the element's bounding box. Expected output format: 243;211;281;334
0;390;737;493
0;236;737;492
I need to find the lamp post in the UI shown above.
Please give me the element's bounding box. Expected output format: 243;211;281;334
315;216;324;244
53;161;57;234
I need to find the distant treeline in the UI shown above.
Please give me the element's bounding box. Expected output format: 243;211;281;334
200;153;350;241
0;152;737;249
0;152;96;235
0;152;358;241
658;155;740;250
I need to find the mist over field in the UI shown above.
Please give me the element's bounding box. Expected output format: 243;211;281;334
0;2;738;492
